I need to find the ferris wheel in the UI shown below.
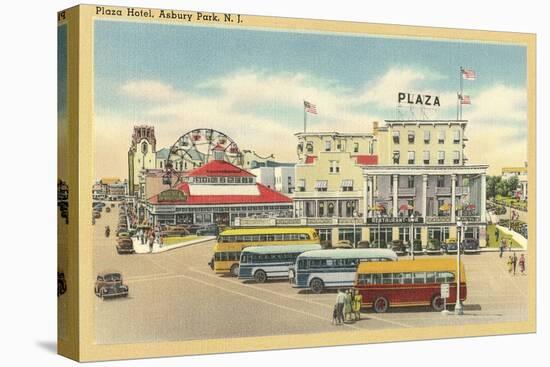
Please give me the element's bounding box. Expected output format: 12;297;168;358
163;128;242;187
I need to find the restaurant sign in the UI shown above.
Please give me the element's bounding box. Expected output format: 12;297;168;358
367;217;423;224
158;189;187;202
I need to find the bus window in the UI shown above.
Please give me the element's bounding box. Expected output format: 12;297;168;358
403;272;413;284
414;272;426;284
393;273;403;284
426;272;436;283
298;259;308;269
372;274;382;285
300;234;309;240
382;273;393;284
241;254;248;263
358;273;371;285
436;271;455;283
326;259;334;266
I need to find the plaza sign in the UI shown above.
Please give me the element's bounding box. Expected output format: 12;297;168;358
158;189;187;202
398;92;440;107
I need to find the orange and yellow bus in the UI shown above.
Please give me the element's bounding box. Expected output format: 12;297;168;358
354;258;467;313
210;227;319;276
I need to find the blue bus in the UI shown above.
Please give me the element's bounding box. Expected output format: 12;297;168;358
289;248;398;293
239;244;322;283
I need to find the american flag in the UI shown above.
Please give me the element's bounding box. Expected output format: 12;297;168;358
304;100;318;114
462;68;476;80
460;95;472;104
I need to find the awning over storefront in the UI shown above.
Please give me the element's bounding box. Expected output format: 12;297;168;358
315;180;328;189
340;179;353;188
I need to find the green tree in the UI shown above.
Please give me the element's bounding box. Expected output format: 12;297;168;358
506;176;519;197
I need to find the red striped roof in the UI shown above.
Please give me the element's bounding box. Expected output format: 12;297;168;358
186;159;255;177
355;155;378;165
149;182;292;205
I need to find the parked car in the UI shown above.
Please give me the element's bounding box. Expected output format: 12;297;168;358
426;238;443;255
333;240;353;249
162;225;190;237
390;240;407;255
444;239;460;254
411;239;424;255
116;239;135;254
356;240;371;249
370;240;388;249
94;273;129;299
111;203;116;208
463;238;480;254
196;224;220;237
93;211;101;219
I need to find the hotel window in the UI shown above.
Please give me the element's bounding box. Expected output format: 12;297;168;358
424;130;431;144
423;150;430;164
453;130;461;144
341;179;354;192
325;140;332;151
329;160;340;173
297;179;306;192
393;151;400;164
353;142;359;153
407;176;415;188
453;151;460;164
306;142;314;153
438;151;445;165
438;130;445;144
408;151;415;165
315;180;328;192
408;131;415;144
393;131;400;144
437;175;445;188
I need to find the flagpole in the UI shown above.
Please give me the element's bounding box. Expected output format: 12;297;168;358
303;100;307;133
459;67;464;120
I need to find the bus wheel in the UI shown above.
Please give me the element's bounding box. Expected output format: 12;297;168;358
230;264;240;277
431;295;445;311
310;278;324;294
254;270;267;283
373;297;389;313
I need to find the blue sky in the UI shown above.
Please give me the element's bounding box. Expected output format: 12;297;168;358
94;19;528;177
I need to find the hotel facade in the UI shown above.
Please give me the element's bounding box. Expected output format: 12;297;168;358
243;119;488;247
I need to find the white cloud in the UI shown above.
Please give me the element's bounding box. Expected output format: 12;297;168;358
464;84;527;122
120;80;185;101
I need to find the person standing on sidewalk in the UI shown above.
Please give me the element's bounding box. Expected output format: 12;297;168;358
499;239;505;258
352;289;362;321
507;256;513;274
335;289;346;325
344;289;352;322
148;231;154;253
512;252;518;275
519;254;526;275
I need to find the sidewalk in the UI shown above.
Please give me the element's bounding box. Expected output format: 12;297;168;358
132;235;216;254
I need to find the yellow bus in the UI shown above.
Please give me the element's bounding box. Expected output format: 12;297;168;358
210;227;320;276
355;258;467;313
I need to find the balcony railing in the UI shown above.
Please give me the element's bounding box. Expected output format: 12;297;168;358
435;187;451;196
397;187;416;196
235;216;361;227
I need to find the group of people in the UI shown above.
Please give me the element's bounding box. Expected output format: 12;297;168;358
507;252;526;275
137;226;163;252
333;289;362;325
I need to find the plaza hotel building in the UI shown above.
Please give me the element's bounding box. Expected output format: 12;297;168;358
289;120;488;247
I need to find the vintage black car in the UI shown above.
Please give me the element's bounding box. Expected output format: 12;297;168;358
411;239;424;255
426;238;443;255
444;239;461;254
116;238;135;254
356;240;371;249
390;240;407;255
463;238;480;254
94;273;129;299
196;224;220;236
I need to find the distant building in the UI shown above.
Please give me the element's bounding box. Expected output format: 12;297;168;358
128;126;157;195
502;165;528;200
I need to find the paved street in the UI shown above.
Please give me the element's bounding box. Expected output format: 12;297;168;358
94;206;530;344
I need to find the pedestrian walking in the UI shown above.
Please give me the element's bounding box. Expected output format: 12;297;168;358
335;289;346;325
148;232;154;253
344;289;352;322
495;228;500;242
519;254;526;275
512;252;518;275
352;289;362;321
507;256;513;274
499;240;504;258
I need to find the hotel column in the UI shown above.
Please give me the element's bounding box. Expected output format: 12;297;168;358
480;173;487;222
451;174;456;223
392;174;398;217
367;177;373;215
363;174;369;222
422;174;428;218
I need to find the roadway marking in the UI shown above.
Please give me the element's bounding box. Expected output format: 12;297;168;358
188;267;413;329
125;270;362;330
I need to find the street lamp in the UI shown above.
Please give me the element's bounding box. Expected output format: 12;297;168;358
455;217;464;315
352;210;358;248
410;213;415;260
